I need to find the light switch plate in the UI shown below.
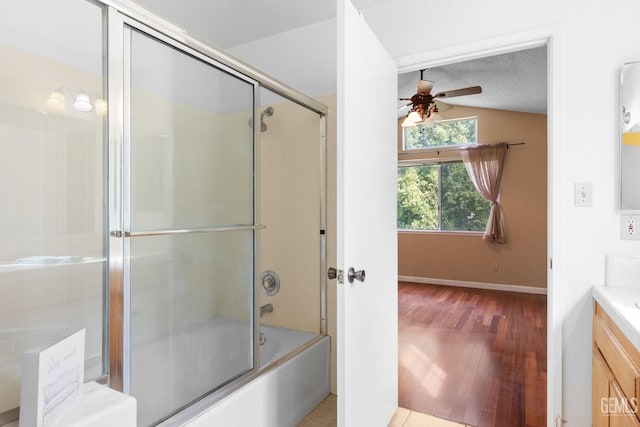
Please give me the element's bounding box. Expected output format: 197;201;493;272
574;182;592;207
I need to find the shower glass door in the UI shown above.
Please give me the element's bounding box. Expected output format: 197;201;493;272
124;27;256;425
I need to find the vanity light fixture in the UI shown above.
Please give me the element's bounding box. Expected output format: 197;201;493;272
72;91;92;112
46;89;65;109
46;87;107;115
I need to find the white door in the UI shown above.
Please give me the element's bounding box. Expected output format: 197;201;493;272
337;1;398;425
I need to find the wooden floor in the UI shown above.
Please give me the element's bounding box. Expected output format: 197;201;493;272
398;282;546;427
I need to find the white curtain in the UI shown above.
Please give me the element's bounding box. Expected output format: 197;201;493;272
461;143;508;244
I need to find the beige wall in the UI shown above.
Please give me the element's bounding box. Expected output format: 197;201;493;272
257;98;322;334
398;105;547;289
0;44;106;411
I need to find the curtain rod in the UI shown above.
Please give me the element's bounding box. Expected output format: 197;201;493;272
431;142;525;155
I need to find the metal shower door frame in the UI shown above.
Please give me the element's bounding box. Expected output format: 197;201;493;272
110;10;262;400
103;1;329;422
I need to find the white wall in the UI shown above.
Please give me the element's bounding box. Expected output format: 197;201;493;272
228;2;640;425
372;2;640;425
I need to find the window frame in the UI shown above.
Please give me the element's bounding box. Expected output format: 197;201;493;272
400;116;479;154
397;115;485;234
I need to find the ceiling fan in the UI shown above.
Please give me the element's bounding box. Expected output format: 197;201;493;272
399;69;482;127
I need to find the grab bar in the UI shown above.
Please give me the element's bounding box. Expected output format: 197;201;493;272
110;224;266;238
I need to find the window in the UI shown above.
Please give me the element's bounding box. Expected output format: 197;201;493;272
398;116;487;232
403;117;477;151
397;162;490;231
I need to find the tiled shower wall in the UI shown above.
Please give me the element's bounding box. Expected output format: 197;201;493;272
0;103;105;412
258;98;322;334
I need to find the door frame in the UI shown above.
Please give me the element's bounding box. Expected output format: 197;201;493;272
395;26;563;426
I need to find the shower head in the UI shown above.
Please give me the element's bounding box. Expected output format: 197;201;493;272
248;106;274;133
261;106;274;118
259;106;274;132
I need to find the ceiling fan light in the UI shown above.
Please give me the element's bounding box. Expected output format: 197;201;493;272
407;111;422;123
422;106;444;126
429;110;444;122
401;117;417;128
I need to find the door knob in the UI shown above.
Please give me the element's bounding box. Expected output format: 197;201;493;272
348;267;365;283
328;267;344;283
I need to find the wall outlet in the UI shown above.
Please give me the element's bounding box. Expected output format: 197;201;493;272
491;262;499;271
622;215;640;240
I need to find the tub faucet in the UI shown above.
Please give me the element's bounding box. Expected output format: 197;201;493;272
260;303;273;317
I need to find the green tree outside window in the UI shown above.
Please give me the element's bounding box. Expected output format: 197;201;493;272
398;117;489;231
403;117;477;150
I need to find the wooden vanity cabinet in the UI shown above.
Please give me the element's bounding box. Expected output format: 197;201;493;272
593;302;640;427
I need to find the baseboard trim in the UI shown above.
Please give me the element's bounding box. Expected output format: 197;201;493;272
398;275;547;295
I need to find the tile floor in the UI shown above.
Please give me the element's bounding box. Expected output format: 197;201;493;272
297;395;473;427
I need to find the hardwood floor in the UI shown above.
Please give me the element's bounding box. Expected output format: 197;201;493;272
398;282;546;427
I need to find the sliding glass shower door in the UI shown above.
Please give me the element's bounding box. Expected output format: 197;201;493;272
123;27;257;425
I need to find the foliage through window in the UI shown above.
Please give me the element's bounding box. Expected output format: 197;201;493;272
403;117;477;150
397;162;490;231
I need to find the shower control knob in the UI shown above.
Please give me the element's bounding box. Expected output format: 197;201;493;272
347;267;365;284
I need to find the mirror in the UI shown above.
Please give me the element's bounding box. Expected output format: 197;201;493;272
621;61;640;211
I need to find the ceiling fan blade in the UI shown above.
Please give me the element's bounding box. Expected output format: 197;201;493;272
434;86;482;99
417;79;434;95
434;99;453;112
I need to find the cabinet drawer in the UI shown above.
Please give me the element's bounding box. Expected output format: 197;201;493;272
594;308;640;405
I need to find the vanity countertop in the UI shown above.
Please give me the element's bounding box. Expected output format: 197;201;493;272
593;285;640;351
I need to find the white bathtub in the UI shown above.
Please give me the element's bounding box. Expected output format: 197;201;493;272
258;325;320;368
172;326;330;427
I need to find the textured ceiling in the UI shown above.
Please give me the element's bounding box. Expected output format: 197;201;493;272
398;46;548;116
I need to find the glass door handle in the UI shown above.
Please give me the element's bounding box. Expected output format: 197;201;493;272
110;224;266;238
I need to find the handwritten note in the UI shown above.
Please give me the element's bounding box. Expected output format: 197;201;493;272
20;329;85;427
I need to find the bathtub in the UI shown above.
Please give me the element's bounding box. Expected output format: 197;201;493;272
258;325;321;368
165;325;330;427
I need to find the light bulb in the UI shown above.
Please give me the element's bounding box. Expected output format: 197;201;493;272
46;90;65;110
407;111;422;123
401;117;417;128
94;98;107;116
73;92;92;112
423;108;443;126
